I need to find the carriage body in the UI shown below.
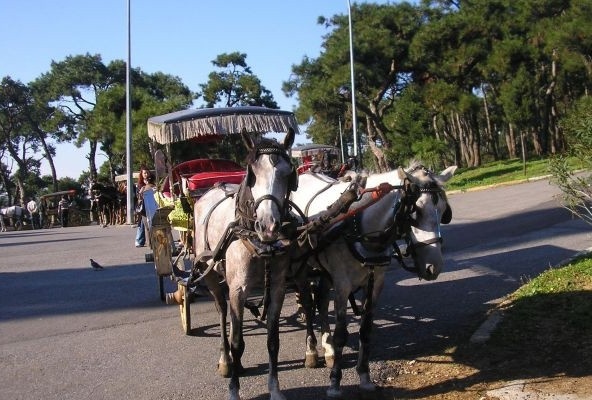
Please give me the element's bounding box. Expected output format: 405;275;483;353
143;106;300;317
38;189;86;228
291;143;340;175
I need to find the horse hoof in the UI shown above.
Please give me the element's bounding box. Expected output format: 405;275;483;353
217;363;230;378
304;353;318;368
324;355;335;369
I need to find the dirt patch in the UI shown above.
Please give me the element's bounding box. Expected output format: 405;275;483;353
365;261;592;399
371;352;592;399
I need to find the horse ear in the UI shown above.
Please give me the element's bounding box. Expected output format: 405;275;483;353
437;165;458;183
398;167;418;184
397;167;407;181
241;129;255;151
282;128;295;150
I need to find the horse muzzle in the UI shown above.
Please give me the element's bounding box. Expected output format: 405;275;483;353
254;219;281;243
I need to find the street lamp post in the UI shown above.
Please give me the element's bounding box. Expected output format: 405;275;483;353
125;0;133;225
347;0;359;165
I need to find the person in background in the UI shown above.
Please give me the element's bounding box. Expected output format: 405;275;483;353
27;197;40;229
39;198;46;228
135;166;155;247
58;195;70;228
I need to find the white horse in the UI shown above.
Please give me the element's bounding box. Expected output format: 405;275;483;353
290;162;456;398
190;130;298;400
0;205;27;232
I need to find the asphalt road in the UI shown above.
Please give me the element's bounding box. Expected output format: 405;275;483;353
0;177;590;400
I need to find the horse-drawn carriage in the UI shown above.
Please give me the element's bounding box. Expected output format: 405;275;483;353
142;106;301;332
291;143;340;175
142;106;457;400
39;189;89;228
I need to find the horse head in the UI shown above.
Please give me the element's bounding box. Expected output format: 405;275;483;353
238;128;296;242
397;162;457;280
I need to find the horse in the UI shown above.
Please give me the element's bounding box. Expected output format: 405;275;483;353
89;181;122;226
290;161;457;398
0;205;28;232
190;129;298;400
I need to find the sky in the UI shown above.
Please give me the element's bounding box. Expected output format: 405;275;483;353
1;0;396;179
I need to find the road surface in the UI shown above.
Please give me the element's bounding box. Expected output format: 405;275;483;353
0;177;590;400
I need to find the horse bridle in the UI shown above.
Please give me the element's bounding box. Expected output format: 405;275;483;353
235;144;297;234
399;182;446;256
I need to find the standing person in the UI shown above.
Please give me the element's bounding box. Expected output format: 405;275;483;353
135;166;155;247
58;195;70;228
27;197;40;229
0;207;6;232
39;198;46;229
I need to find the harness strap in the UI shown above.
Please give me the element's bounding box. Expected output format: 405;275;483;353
363;266;375;314
328;182;401;226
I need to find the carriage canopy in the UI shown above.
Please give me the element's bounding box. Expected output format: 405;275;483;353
147;106;300;145
291;144;339;159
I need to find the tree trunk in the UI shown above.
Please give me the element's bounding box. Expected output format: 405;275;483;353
531;128;543;156
365;114;389;172
88;139;98;181
506;123;517;158
36;131;59;192
482;85;499;160
454;112;472;167
541;50;558;155
15;172;26;206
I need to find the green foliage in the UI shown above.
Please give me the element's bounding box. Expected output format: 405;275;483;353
549;95;592;225
286;3;424;168
56;177;83;194
199;52;278;108
482;256;592;371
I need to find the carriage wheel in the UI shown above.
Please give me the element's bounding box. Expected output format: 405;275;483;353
178;283;192;335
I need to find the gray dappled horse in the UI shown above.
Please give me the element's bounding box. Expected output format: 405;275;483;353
291;162;456;398
191;130;297;400
0;205;27;232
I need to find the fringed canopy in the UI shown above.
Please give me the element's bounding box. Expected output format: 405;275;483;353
147;106;300;145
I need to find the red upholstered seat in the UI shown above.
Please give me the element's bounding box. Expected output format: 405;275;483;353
187;171;246;190
162;159;244;195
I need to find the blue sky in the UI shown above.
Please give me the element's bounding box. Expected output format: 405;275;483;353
1;0;396;179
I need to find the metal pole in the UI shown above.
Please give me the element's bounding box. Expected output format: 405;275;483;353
125;0;133;224
338;116;345;163
347;0;359;163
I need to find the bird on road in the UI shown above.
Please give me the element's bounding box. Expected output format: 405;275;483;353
90;258;104;271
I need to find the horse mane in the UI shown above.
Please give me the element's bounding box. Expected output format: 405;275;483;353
405;159;446;189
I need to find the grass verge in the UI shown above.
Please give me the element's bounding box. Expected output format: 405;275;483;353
446;157;583;191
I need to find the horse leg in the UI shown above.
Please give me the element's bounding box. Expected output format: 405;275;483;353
357;273;384;392
203;272;232;377
356;293;376;392
327;286;349;399
227;284;247;400
293;264;318;368
316;273;335;368
266;269;288;400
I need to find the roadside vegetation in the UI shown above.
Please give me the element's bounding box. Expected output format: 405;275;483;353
445;157;584;192
380;153;592;399
381;255;592;399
